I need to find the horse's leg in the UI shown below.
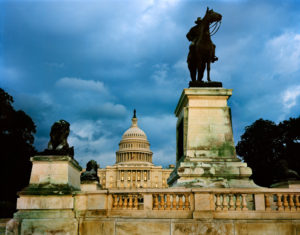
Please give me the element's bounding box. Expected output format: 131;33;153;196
197;60;205;82
207;61;211;82
188;62;196;82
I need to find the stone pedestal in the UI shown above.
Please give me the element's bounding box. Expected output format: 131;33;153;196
168;88;256;188
271;180;300;188
25;155;82;193
7;156;82;234
81;181;102;191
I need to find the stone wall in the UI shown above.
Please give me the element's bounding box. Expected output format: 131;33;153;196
7;187;300;234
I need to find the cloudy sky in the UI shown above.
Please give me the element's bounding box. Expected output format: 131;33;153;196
1;0;300;168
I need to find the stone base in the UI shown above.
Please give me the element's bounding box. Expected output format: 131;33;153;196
21;155;82;196
189;80;222;87
81;181;102;191
168;158;257;188
270;180;300;188
168;88;258;188
6;210;78;235
7;214;300;235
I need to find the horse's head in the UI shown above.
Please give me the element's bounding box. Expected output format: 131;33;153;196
205;7;222;24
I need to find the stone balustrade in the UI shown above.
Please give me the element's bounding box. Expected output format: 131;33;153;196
112;193;141;210
152;193;191;210
264;193;300;211
70;187;300;219
214;193;250;211
10;187;300;235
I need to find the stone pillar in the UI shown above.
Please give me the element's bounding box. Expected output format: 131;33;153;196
8;155;82;235
28;155;82;191
167;88;257;188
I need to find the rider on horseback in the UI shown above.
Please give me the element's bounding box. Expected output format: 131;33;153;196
186;17;218;65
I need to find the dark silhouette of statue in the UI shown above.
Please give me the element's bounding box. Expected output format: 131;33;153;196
41;120;74;157
274;159;300;182
187;7;222;87
80;160;100;182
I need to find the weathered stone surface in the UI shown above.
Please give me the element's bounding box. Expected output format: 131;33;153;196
194;193;214;211
5;219;19;235
27;155;81;191
172;221;234;235
79;220;114;235
234;221;294;235
168;88;256;188
116;220;170;235
20;218;78;235
14;210;75;219
17;195;73;210
81;182;102;191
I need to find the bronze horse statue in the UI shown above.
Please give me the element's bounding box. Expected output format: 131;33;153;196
187;8;222;83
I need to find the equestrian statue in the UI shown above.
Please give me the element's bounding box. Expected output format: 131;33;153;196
187;7;222;87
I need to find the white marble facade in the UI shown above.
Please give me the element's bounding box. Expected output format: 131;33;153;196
96;113;173;189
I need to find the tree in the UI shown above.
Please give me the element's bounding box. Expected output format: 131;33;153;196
0;88;36;218
279;117;300;175
236;117;300;187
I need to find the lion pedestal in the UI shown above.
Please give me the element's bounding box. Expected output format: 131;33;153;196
5;121;82;235
27;155;82;191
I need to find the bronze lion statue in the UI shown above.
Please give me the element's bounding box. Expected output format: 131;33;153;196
80;160;100;182
41;120;74;157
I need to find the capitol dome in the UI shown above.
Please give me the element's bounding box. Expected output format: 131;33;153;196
122;119;147;140
116;110;153;165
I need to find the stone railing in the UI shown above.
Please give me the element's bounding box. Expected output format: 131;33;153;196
71;187;300;219
111;193;142;210
152;193;191;210
10;186;300;235
214;193;250;211
196;188;300;213
264;193;300;211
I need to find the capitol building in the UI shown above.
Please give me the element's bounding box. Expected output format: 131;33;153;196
97;111;173;189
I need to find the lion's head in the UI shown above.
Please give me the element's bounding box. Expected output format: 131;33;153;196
48;120;70;150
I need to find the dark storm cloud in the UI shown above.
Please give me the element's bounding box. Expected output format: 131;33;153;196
1;0;300;167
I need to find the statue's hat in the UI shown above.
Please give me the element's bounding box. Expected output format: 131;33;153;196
195;17;202;24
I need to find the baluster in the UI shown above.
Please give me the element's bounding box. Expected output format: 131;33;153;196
235;194;241;211
283;194;289;211
277;194;283;211
113;194;118;209
295;195;300;211
118;195;123;209
241;194;248;211
265;194;271;211
178;194;184;210
166;194;171;210
133;195;138;210
229;194;235;211
159;194;165;210
184;194;190;210
289;194;296;211
123;195;128;209
153;194;159;210
172;194;177;210
215;194;221;211
222;194;228;211
128;194;133;209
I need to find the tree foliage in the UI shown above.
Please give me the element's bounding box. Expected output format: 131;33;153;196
236;117;300;187
0;88;36;218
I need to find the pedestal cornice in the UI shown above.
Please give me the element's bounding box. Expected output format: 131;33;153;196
175;88;232;117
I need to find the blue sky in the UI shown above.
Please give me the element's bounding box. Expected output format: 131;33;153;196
1;0;300;168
